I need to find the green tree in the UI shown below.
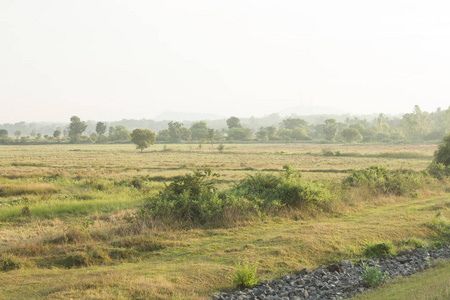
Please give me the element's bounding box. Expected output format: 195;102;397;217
227;116;241;129
227;127;252;141
401;105;431;140
156;129;170;142
131;129;156;152
281;117;308;130
96;122;107;142
14;130;21;141
190;121;209;140
206;128;215;147
53;129;62;142
323;119;338;141
434;132;450;166
0;129;8;138
108;125;131;142
68;116;87;143
341;128;362;143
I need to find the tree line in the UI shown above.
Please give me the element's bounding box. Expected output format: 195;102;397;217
0;105;449;145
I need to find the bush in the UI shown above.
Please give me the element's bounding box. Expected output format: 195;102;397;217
342;165;428;196
427;162;450;180
400;237;425;248
141;168;225;226
230;166;330;209
361;263;389;287
0;256;21;272
363;241;396;258
426;212;450;241
433;132;450;166
233;260;258;289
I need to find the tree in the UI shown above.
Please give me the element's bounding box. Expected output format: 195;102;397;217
131;129;156;152
401;105;431;140
434;132;450;166
0;129;8;138
281;117;308;130
323;119;338;141
190;121;209;140
206;128;215;147
341;128;362;143
226;116;241;129
68;116;87;143
96;122;107;141
108;125;131;142
227;127;253;141
167;121;191;142
53;129;62;142
14;131;21;141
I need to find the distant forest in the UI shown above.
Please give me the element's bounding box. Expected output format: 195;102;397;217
0;105;449;144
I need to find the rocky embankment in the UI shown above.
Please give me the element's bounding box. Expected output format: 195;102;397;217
213;244;449;300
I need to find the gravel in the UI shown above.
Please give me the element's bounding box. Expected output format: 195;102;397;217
212;244;449;300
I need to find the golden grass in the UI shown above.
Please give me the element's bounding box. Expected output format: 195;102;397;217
0;183;59;197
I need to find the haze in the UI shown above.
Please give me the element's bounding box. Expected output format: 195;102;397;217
1;0;449;123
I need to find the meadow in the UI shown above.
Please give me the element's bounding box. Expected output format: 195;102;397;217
0;143;448;299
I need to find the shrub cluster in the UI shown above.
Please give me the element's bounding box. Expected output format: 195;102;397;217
140;166;331;227
342;165;428;196
362;241;396;258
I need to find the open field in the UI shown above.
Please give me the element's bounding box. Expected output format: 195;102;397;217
0;143;449;299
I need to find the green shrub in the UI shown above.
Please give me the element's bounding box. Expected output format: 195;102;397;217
426;212;450;241
400;237;425;248
433;132;450;166
363;241;396;258
141;168;225;226
361;263;389;287
426;162;450;180
342;165;428;196
233;260;258;289
0;256;21;272
230;166;330;209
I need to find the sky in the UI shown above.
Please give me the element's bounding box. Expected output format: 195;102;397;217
1;0;450;123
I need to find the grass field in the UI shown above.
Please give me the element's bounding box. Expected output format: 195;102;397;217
0;143;448;299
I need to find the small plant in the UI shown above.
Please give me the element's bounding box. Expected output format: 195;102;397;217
400;237;425;248
21;205;31;216
217;144;225;152
361;263;389;287
322;148;334;156
233;260;258;289
363;241;396;258
1;256;21;272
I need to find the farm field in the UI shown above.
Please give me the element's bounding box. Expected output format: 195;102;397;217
0;143;449;299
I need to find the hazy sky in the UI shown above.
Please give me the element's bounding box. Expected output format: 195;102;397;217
1;0;450;123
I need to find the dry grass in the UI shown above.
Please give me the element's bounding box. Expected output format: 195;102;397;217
0;183;59;197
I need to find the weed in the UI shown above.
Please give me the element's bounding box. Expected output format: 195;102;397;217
233;260;258;289
363;241;396;258
426;211;450;241
0;255;21;272
361;263;389;287
400;237;425;248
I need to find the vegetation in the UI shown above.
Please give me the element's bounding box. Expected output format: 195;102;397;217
362;242;396;258
131;128;156;152
361;263;389;287
0;143;449;299
434;132;450;166
233;260;258;289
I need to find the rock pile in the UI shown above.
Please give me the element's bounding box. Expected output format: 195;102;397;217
212;244;449;300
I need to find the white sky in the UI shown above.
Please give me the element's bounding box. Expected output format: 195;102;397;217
1;0;449;123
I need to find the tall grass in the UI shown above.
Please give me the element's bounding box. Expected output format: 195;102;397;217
0;183;59;197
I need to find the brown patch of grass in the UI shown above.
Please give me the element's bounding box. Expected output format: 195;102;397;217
0;183;59;197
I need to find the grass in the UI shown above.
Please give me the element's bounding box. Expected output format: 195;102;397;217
0;143;448;299
356;260;450;300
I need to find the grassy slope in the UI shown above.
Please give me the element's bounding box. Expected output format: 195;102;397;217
356;261;450;300
1;194;448;299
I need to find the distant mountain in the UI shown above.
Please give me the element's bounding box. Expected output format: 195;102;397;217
278;105;345;116
153;111;225;122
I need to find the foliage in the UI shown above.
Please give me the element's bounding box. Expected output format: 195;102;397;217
426;162;450;180
227;116;241;129
0;255;21;272
433;132;450;166
141;168;225;226
68;116;87;143
230;166;330;209
426;212;450;241
361;263;389;287
363;241;396;258
233;260;258;289
227;127;253;141
342;165;428;196
323;119;338;141
217;143;225;152
341;128;362;143
96;122;107;138
131;129;156;152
